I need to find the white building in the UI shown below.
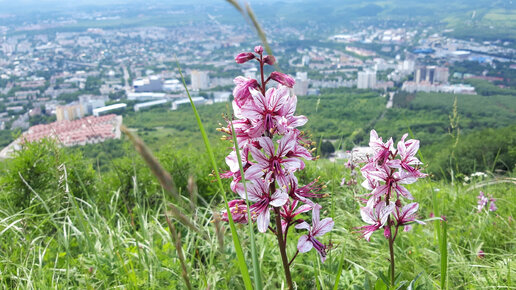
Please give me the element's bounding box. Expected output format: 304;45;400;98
191;71;210;90
134;99;168;112
133;75;163;92
93;103;127;116
79;95;107;115
172;97;206;110
163;79;183;92
127;92;167;101
357;70;377;89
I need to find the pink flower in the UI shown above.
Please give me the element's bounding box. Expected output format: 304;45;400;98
233;77;259;107
358;201;395;241
393;202;425;231
221;199;252;224
369;130;394;165
263;55;276;65
393;134;426;178
296;205;334;262
254;45;264;54
489;197;497;212
280;199;312;233
286;174;325;203
222;149;253;195
276;94;308;134
269;71;295;88
241;86;290;137
246;132;305;188
477;250;485;259
477;191;488;212
364;166;417;200
235;52;255;64
244;175;288;233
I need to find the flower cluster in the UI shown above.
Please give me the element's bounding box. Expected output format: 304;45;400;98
358;130;427;241
220;46;333;262
477;191;497;212
341;150;359;187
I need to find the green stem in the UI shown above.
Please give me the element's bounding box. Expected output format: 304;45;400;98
388;223;395;287
274;204;293;289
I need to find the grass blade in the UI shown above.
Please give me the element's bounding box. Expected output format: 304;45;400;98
176;60;253;289
440;219;448;289
228;105;263;290
120;125;179;201
120;125;208;240
165;213;192;290
333;249;346;290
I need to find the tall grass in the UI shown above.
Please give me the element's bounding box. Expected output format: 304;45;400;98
176;61;254;289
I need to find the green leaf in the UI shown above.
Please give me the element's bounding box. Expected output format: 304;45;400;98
374;277;388;290
377;271;390;288
177;60;253;290
407;272;423;290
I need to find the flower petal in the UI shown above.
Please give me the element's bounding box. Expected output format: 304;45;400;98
270;189;288;207
295;221;310;230
297;235;313;253
257;209;270;233
313;218;334;237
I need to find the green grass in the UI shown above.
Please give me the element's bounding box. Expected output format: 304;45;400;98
0;149;514;288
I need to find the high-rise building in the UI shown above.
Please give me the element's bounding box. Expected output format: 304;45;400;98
293;72;309;96
357;71;377;89
434;67;449;84
191;70;210;90
56;103;85;121
415;66;448;84
79;95;107;115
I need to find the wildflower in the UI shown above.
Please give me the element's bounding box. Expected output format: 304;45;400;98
246;132;305;188
477;191;488;212
269;71;295;88
393;134;426;178
220;48;333;287
233;77;259;107
280;199;312;233
263;55;276;65
286;174;325;203
245;175;288;233
241;86;290;137
358;201;395;241
254;45;264;54
296;205;334;262
235;52;256;64
221;199;252;224
477;250;485;259
393;202;425;231
357;130;426;240
363;165;417;200
368;129;394;165
489;197;497;212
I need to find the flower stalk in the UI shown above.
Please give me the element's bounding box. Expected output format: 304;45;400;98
356;130;427;286
220;46;333;287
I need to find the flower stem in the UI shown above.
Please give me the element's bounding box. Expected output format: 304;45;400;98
274;206;293;289
288;250;299;266
388;221;395;287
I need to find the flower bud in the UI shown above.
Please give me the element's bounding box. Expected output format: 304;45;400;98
383;226;391;239
235;52;255;64
254;45;264;54
263;55;276;65
269;71;295;88
233;76;259;107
